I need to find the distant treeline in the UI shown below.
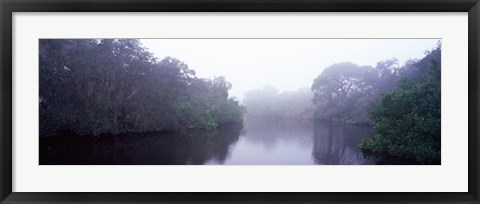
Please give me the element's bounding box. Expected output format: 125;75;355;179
40;39;244;136
243;86;314;120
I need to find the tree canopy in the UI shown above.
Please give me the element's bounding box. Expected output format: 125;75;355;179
311;60;399;124
310;44;441;164
358;47;441;164
40;39;244;136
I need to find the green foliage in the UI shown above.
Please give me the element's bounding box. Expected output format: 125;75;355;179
358;47;441;164
40;39;244;136
309;44;441;164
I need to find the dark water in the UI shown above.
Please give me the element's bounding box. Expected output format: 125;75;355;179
40;119;375;165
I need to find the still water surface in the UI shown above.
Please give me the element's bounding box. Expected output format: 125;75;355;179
40;118;375;165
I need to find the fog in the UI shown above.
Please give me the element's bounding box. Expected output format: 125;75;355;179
40;39;441;165
141;39;439;100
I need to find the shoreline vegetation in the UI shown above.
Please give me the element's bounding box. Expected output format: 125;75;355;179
40;39;245;137
358;47;441;165
310;44;441;164
312;45;441;164
40;39;440;164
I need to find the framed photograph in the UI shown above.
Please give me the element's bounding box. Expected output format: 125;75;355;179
1;0;479;203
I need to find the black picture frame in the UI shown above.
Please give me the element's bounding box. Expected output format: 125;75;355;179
1;0;479;203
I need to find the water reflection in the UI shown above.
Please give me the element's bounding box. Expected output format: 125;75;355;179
222;118;314;165
223;119;374;165
312;121;375;165
40;124;242;165
40;119;375;165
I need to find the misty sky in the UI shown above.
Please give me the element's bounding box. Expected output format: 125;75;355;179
140;39;439;101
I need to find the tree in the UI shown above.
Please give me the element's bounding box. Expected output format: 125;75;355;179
311;62;377;123
40;39;245;137
358;47;441;164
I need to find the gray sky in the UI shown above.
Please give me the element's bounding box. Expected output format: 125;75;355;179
140;39;439;101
